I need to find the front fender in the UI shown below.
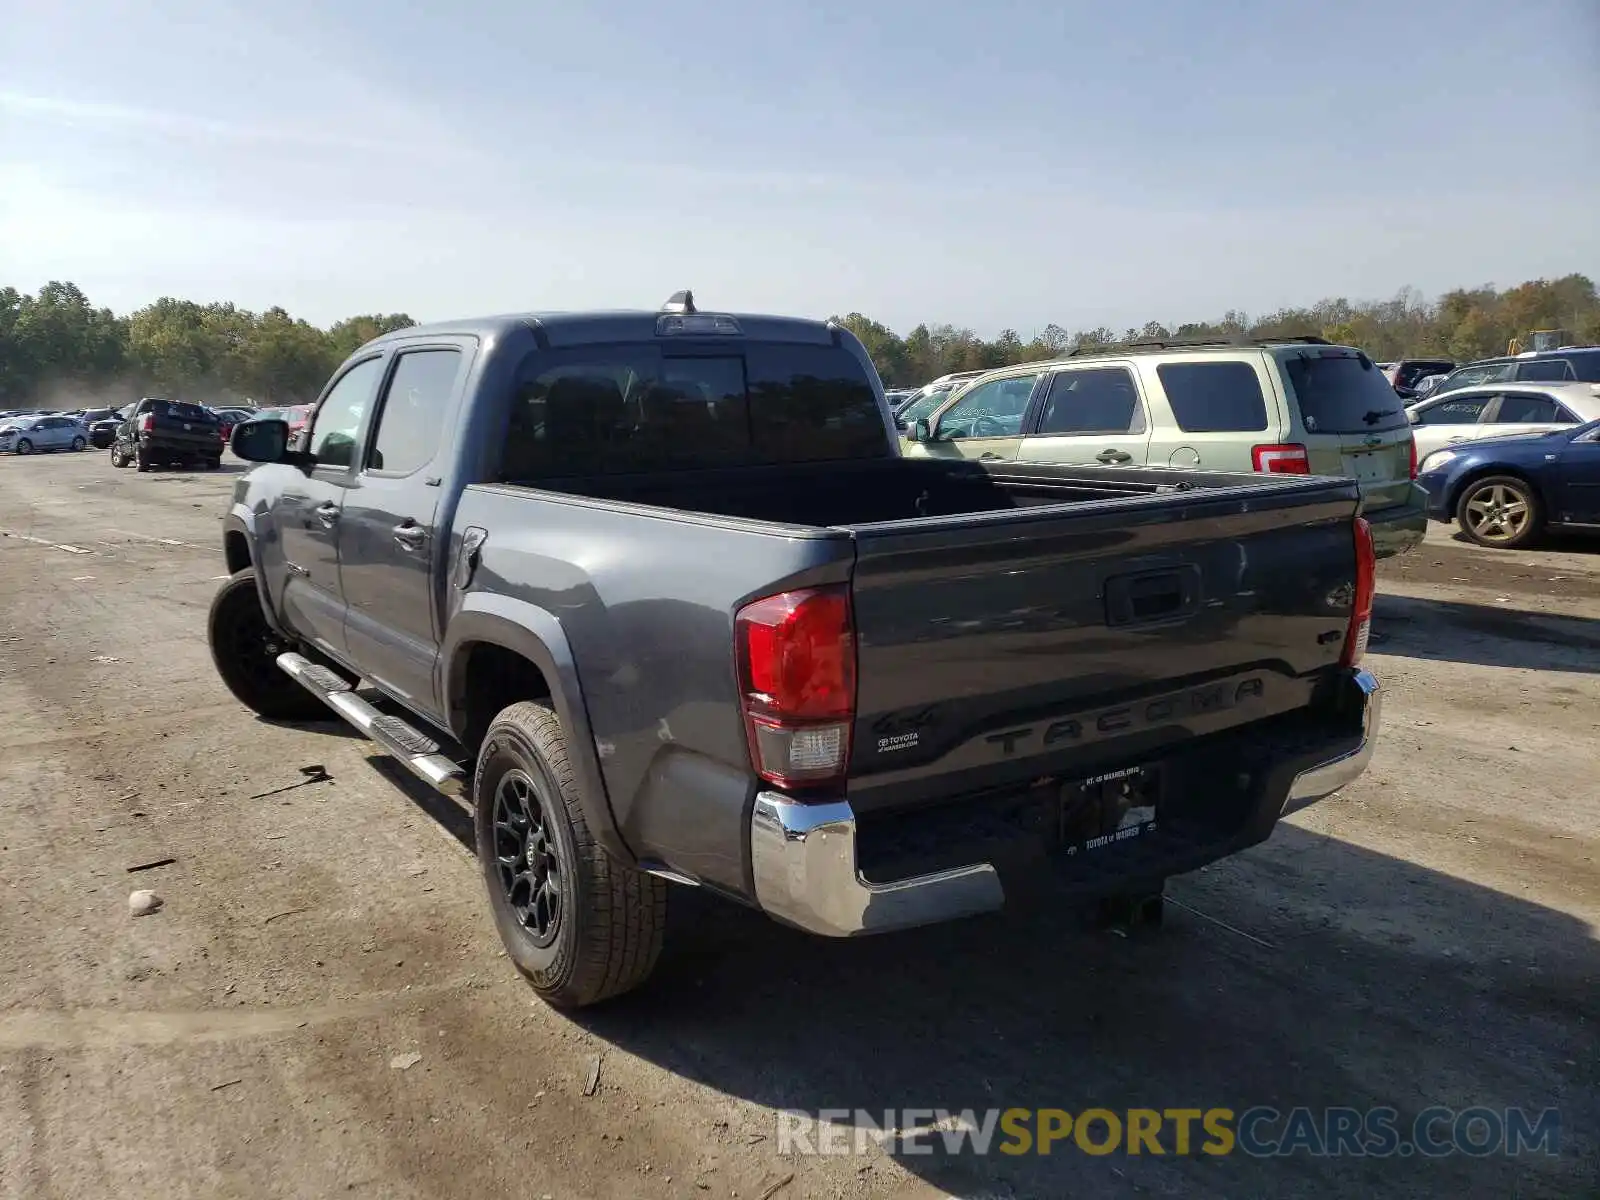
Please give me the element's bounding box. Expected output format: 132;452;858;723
441;594;632;864
222;506;293;639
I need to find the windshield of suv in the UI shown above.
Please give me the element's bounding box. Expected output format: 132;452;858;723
1283;351;1409;433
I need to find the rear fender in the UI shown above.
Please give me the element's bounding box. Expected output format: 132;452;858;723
442;594;632;863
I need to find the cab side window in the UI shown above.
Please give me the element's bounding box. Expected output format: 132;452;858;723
367;350;460;475
309;357;384;468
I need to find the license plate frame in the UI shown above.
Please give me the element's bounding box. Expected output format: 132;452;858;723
1058;762;1162;856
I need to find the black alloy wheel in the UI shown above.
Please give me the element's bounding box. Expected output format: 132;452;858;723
491;768;564;948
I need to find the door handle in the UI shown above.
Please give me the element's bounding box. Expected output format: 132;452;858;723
1096;449;1134;464
315;502;340;528
979;452;1004;461
393;522;428;551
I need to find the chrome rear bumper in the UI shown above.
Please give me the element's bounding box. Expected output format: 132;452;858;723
750;795;1004;937
1281;668;1382;816
750;667;1383;937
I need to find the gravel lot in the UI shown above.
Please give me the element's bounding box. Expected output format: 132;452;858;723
1;450;1596;1199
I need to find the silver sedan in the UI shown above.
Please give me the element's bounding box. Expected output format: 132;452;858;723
0;415;90;455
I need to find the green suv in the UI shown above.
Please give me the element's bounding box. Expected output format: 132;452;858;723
902;336;1426;558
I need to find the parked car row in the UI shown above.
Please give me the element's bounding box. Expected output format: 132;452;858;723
2;398;296;464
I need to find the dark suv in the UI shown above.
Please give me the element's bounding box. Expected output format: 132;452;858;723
1432;347;1600;396
110;397;226;471
1382;358;1455;399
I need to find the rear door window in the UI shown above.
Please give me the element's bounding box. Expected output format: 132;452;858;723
1491;393;1566;423
1156;361;1269;432
1036;367;1145;434
499;340;885;480
1514;359;1574;382
1281;351;1408;433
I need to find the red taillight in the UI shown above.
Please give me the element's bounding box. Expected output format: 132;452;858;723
1341;517;1376;667
1407;436;1418;480
735;585;856;789
1251;443;1310;474
138;413;154;434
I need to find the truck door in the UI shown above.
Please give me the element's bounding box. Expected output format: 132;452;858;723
274;355;385;659
337;343;471;715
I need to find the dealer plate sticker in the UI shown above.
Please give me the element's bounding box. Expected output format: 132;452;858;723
1067;806;1156;854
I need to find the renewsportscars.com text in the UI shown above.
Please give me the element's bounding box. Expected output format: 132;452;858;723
777;1106;1560;1159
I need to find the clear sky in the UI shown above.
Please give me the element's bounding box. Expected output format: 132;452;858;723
2;0;1597;336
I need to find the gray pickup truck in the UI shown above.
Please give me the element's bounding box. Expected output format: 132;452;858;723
209;293;1383;1008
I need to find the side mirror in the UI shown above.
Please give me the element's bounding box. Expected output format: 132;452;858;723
910;418;932;443
893;416;908;433
1406;410;1419;425
231;418;290;463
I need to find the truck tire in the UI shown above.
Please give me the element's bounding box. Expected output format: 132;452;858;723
474;701;666;1008
135;448;151;472
207;569;328;721
110;445;128;468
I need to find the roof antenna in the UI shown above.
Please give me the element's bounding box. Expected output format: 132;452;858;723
660;289;696;315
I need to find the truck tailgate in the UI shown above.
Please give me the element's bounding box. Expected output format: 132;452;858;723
843;477;1360;811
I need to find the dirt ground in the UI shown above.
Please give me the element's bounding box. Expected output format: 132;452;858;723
1;450;1595;1200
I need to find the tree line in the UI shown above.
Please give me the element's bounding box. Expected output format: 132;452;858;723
0;282;416;409
838;273;1600;388
3;273;1596;408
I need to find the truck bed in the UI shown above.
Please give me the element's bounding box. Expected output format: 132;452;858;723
521;455;1239;528
463;456;1363;890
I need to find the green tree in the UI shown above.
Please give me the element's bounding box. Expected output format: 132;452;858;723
326;313;417;360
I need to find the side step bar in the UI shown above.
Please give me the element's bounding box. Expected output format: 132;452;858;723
277;652;468;801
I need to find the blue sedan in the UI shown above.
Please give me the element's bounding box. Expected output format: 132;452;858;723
1415;417;1600;549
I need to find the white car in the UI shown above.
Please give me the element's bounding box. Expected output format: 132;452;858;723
1406;381;1600;460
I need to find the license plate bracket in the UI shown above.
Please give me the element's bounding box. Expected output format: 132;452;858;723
1058;763;1162;855
1345;451;1389;483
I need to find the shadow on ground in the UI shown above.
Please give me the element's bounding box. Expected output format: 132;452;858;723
1372;594;1600;673
1450;529;1600;556
563;826;1596;1199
